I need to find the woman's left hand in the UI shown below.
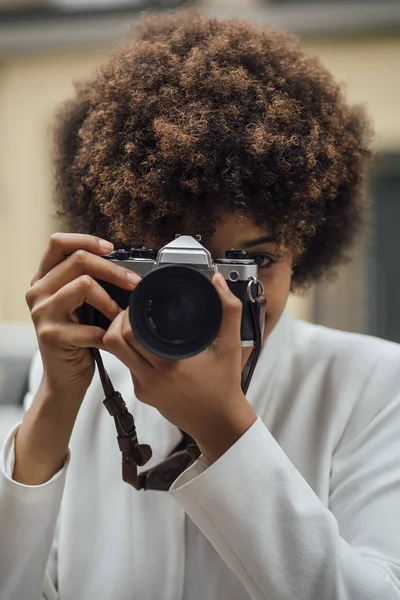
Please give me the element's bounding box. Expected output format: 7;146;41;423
103;273;257;463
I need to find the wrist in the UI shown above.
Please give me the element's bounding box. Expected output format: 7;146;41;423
40;373;87;412
194;398;257;464
12;379;82;485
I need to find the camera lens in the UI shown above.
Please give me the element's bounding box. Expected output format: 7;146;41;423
129;265;223;359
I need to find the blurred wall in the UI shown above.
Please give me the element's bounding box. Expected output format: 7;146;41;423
0;50;108;320
0;24;399;323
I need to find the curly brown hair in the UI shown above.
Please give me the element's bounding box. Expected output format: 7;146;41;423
54;10;373;287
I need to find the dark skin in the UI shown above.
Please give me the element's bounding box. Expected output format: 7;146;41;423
104;213;293;463
14;213;292;485
207;213;293;364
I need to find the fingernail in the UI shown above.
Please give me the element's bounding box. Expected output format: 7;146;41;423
127;271;141;285
216;273;229;292
99;239;114;252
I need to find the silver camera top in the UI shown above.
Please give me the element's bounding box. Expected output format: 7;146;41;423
104;235;259;282
157;235;213;269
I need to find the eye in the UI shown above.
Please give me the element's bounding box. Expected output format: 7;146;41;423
249;253;275;269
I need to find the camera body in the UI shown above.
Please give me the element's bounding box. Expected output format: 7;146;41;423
94;235;259;359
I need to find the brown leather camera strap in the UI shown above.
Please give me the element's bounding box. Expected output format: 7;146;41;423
241;293;266;396
91;287;266;491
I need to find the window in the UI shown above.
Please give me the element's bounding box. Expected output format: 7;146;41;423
368;154;400;343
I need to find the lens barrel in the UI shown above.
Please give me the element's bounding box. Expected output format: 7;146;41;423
129;265;223;359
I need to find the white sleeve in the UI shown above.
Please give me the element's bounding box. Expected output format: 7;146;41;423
170;357;400;600
0;351;68;600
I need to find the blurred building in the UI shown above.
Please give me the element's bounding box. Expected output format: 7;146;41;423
0;0;399;340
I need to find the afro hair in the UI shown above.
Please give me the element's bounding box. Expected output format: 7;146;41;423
53;10;373;287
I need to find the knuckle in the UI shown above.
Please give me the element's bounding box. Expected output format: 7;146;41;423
25;286;37;309
37;323;62;345
103;328;117;349
94;327;106;345
77;274;93;290
73;249;89;266
49;232;64;248
30;302;45;324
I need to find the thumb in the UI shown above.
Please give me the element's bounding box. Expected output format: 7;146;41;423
212;273;243;349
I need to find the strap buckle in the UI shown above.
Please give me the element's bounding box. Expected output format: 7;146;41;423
247;276;264;303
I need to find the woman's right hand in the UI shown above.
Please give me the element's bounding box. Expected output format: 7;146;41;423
26;232;140;399
13;233;140;485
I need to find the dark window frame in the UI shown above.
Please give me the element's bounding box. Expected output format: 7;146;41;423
0;1;182;24
367;152;400;342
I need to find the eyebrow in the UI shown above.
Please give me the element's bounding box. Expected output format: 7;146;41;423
241;235;276;249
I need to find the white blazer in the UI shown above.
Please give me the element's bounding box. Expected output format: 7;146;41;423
1;311;400;600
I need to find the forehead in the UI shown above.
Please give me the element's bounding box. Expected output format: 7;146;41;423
143;212;275;252
207;214;273;252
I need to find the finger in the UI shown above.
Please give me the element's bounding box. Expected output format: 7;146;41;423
32;233;114;285
37;275;122;323
28;248;140;304
103;310;153;374
120;309;176;370
212;273;242;350
37;321;107;351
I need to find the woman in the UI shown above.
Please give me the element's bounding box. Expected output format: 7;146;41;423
1;10;399;600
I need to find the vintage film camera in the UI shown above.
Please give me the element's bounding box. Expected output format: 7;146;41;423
92;235;261;359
